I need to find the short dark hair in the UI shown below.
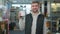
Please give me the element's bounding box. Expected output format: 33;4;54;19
32;1;40;5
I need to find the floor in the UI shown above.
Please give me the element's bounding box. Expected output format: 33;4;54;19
9;30;25;34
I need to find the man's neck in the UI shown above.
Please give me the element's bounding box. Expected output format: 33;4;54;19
32;11;40;15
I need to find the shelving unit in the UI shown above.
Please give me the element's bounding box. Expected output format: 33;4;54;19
10;7;19;29
51;3;60;34
0;9;3;17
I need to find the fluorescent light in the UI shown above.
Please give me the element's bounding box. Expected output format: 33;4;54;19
13;0;17;3
12;4;20;7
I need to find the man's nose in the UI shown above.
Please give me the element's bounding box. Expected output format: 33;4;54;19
33;7;36;8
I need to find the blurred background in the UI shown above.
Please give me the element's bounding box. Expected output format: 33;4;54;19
0;0;60;34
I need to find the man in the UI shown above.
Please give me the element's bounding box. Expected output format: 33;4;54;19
25;1;44;34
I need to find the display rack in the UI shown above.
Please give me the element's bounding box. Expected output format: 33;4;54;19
51;3;60;34
10;7;19;23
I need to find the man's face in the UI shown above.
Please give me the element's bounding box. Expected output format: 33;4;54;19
31;3;40;13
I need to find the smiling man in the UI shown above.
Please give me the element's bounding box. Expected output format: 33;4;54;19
25;1;44;34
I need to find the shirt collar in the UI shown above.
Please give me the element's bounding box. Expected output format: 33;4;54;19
31;11;41;16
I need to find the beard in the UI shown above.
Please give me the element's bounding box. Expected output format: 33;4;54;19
32;10;38;13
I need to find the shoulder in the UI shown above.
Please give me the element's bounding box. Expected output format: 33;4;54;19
26;13;32;17
39;14;44;17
